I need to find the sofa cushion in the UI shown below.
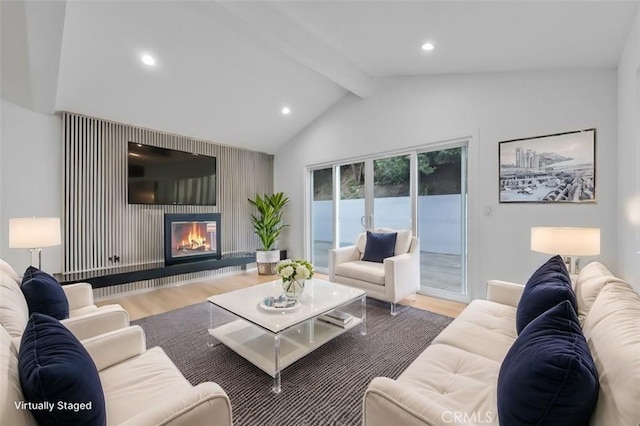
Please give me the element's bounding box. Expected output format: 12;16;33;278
21;266;69;320
1;326;38;426
356;232;367;255
581;280;640;426
377;228;412;255
397;343;500;422
99;346;193;425
0;258;20;283
69;304;99;317
334;261;385;285
362;231;397;263
18;313;106;426
516;255;575;334
574;261;620;324
432;299;517;363
0;273;29;337
498;301;599;426
356;229;412;257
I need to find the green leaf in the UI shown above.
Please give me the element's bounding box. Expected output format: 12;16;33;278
248;192;290;250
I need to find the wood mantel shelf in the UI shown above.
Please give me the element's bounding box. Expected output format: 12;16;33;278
54;252;257;289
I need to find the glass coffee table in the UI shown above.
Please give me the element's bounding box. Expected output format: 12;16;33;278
207;278;366;393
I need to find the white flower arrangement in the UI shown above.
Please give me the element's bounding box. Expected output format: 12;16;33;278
276;259;314;283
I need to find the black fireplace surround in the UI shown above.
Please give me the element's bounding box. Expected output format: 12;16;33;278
54;212;258;288
164;213;222;265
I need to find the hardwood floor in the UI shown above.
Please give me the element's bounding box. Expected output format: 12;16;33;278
96;271;467;321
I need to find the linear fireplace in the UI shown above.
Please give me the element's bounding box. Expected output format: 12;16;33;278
164;213;221;265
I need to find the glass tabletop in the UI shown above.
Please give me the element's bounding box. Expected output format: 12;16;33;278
207;278;366;334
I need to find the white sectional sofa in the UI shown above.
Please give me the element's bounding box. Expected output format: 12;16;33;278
363;262;640;426
0;260;233;426
1;323;233;426
0;258;129;341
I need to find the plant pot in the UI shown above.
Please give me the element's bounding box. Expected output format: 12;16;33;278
256;249;280;275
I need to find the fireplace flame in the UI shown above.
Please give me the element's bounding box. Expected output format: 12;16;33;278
176;222;209;251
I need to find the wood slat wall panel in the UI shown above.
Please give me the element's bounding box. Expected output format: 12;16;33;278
62;113;273;297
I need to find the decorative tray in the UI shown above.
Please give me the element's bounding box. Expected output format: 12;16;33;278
259;295;301;313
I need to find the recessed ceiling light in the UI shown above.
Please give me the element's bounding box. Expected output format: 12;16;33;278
281;107;291;115
141;54;156;65
421;42;435;51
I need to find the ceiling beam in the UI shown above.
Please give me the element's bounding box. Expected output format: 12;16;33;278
209;1;374;98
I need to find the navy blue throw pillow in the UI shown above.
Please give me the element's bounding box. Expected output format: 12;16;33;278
516;255;575;334
362;231;397;263
21;266;69;320
19;313;106;426
498;301;599;426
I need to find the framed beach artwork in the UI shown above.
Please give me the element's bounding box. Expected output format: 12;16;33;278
498;129;596;203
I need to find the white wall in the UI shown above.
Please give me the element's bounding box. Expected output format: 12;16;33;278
617;6;640;290
275;70;617;301
0;98;62;273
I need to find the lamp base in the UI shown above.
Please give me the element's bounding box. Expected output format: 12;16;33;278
562;255;579;275
29;248;42;270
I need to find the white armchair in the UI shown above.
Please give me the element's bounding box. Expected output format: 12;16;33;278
329;229;420;315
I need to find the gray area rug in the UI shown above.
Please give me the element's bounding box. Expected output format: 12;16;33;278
132;299;452;426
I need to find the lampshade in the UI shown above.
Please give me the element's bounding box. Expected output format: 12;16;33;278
531;227;600;256
9;217;61;248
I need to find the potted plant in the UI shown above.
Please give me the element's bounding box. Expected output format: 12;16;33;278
248;192;290;275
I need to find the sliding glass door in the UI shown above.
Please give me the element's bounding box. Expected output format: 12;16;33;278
417;146;467;296
373;155;412;230
309;143;467;299
311;168;333;270
337;163;366;247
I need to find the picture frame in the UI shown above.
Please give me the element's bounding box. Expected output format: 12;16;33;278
498;129;596;203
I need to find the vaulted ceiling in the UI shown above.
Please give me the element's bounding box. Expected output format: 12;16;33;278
2;1;638;154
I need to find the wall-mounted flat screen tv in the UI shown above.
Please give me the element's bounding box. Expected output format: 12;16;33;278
128;142;217;205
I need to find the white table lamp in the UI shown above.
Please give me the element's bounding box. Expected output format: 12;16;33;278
531;227;600;274
9;217;61;269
